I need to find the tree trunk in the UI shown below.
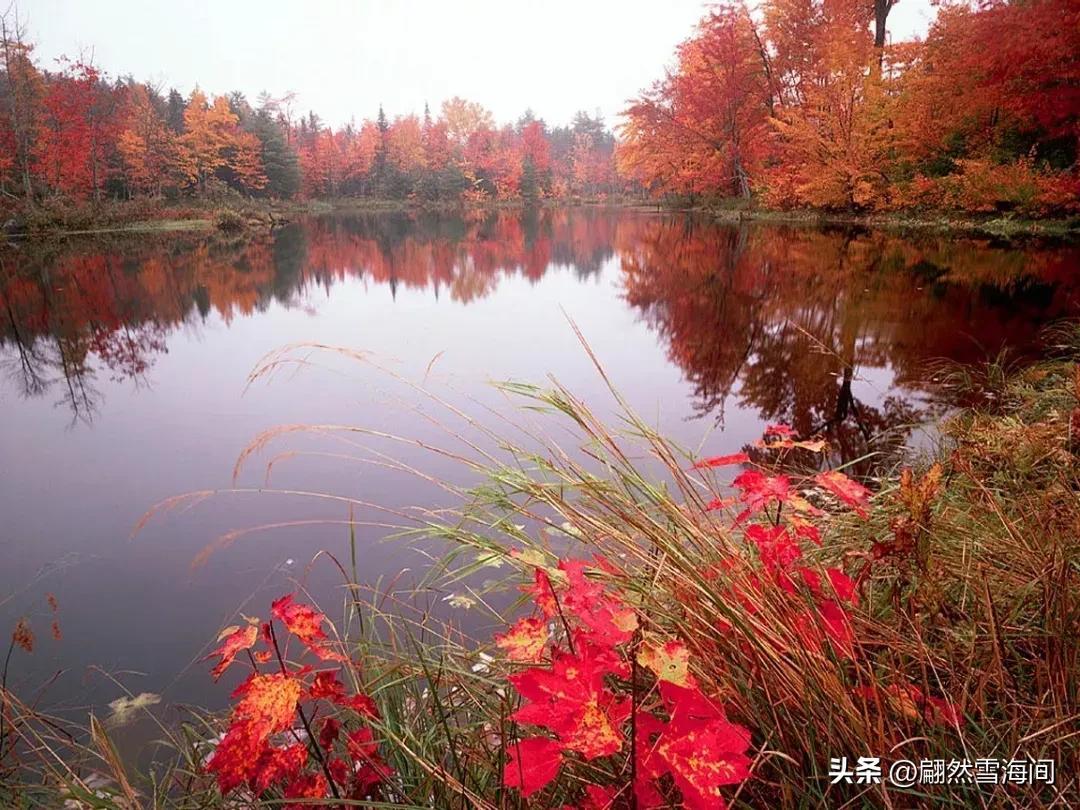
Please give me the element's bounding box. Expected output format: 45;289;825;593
872;0;894;78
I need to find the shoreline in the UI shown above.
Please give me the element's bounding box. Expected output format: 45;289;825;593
695;205;1080;239
0;197;622;241
3;196;1077;241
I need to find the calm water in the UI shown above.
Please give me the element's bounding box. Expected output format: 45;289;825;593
1;208;1078;714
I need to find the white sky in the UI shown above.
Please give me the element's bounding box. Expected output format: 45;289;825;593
24;0;937;129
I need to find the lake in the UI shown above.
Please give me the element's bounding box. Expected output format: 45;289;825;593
1;207;1078;715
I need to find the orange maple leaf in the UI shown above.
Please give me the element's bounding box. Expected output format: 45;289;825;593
206;672;302;793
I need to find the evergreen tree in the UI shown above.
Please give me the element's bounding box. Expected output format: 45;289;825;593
165;88;185;133
520;154;539;202
373;104;389;196
249;107;299;198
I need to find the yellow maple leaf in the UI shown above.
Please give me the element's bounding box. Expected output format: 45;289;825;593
495;616;548;662
637;639;693;686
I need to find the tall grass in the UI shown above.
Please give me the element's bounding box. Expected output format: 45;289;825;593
3;331;1078;807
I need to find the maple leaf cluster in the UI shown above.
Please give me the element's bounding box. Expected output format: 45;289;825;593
495;555;753;808
693;426;960;727
695;427;867;660
202;594;392;806
490;422;961;806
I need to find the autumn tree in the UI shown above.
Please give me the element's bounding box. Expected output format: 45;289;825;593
35;58;119;201
343;122;380;193
441;96;494;150
894;0;1079;172
179;89;226;191
0;9;40;198
386;115;424;170
178;89;265;193
298;126;341;198
619;4;770;199
117;82;179;195
0;14;629;208
520;119;551;200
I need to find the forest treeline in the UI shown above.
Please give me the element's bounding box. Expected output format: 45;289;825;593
0;0;1077;217
621;0;1079;215
0;13;618;211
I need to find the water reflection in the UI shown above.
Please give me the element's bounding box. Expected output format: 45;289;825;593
619;219;1080;469
0;210;619;421
2;209;1078;712
1;210;1077;451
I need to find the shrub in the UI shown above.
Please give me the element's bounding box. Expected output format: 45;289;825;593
214;209;247;233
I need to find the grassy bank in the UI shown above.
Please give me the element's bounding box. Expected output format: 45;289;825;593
701;205;1080;239
0;197;293;239
5;193;1077;242
2;334;1078;807
1;195;640;240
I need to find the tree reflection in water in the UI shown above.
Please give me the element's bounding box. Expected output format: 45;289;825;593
619;215;1080;471
1;210;1077;462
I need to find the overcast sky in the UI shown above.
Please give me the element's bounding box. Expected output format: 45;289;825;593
24;0;938;129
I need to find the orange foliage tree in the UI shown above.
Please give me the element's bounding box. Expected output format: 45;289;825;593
117;83;181;195
620;0;1079;214
619;4;771;199
179;90;266;194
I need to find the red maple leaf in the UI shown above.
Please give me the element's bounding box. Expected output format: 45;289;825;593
524;568;559;619
308;669;347;701
503;736;563;797
204;624;259;681
511;640;630;760
732;471;791;521
815;471;871;518
635;682;753;810
250;743;307;794
283;772;329;807
794;600;855;659
826;568;857;604
271;594;346;662
328;757;351;787
745;524;801;572
318;716;341;750
559;559;638;646
581;785;619;808
307;669;379;719
691;452;750;469
344;727;396;795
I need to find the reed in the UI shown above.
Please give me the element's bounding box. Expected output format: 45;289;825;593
3;330;1077;807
